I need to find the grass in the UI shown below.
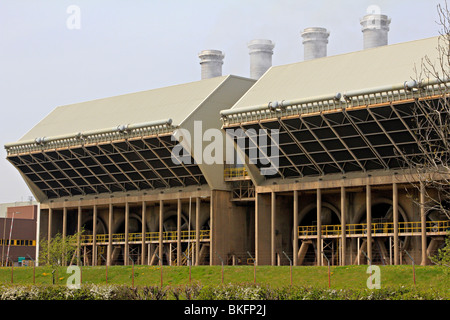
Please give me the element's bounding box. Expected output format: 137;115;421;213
0;264;448;295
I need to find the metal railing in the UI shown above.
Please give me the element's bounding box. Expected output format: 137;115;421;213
224;167;249;180
80;230;211;244
298;220;450;237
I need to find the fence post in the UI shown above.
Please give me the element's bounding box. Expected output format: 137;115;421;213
182;252;192;284
155;253;163;288
216;252;224;285
247;251;256;284
404;250;416;288
361;249;371;266
322;251;331;288
8;256;13;284
100;254;108;284
282;251;293;286
27;254;35;285
129;256;135;288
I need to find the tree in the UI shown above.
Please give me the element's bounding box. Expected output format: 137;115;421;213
431;232;450;267
403;2;450;266
39;230;83;267
406;1;450;220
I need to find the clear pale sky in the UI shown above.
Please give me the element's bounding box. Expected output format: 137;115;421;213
0;0;445;203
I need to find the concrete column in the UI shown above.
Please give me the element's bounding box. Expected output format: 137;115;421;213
420;182;427;265
77;206;82;266
62;206;67;266
159;200;163;265
195;197;200;266
366;184;372;263
393;183;399;265
209;196;213;266
107;203;113;266
124;202;129;265
62;207;67;240
341;186;346;265
255;193;271;265
177;198;182;266
271;192;277;266
93;205;97;266
47;208;52;262
316;188;322;266
141;201;146;265
293;190;299;266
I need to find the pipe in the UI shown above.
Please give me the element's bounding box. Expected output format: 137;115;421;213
5;118;173;148
220;92;341;117
220;77;448;119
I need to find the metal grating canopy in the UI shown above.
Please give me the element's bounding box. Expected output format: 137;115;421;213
7;134;206;199
225;99;440;179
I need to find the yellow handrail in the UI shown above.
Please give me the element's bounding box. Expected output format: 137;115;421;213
298;220;450;237
80;230;211;244
224;167;248;179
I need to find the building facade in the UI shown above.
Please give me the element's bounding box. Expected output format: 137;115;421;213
4;34;450;267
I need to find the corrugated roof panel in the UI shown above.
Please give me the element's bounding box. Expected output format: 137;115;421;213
18;75;251;142
231;36;440;110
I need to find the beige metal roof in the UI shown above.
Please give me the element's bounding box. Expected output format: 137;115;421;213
17;75;255;142
230;36;440;110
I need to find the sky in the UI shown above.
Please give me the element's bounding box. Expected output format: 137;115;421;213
0;0;445;203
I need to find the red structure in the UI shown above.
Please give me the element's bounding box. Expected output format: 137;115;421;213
0;205;37;266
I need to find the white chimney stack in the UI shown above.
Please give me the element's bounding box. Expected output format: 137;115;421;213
301;27;330;61
198;50;224;80
247;39;275;79
360;13;391;49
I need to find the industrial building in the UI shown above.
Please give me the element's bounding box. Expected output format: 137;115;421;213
0;203;38;266
4;11;450;267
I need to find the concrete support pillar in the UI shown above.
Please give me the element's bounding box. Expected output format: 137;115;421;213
177;198;182;266
366;184;372;263
271;191;276;266
255;193;271;265
195;197;200;266
316;188;322;266
62;207;67;240
77;206;81;266
141;201;146;265
393;183;399;265
124;202;129;266
159;200;163;265
209;196;213;266
93;205;97;266
340;186;346;265
62;206;67;266
293;190;299;266
47;208;52;262
107;203;113;266
420;182;427;265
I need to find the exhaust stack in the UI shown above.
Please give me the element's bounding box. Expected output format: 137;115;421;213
360;13;391;49
301;27;330;61
247;39;275;79
198;50;225;80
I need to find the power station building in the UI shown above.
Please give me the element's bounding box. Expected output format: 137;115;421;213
4;12;450;267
